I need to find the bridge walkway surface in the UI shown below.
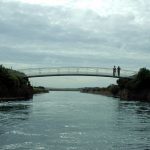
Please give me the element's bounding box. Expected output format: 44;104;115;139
18;67;137;79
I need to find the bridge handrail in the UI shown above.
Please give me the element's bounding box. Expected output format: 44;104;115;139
19;67;113;71
18;67;137;73
17;67;137;79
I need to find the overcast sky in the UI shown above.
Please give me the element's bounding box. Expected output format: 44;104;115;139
0;0;150;70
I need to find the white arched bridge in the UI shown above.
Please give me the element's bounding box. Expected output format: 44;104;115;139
19;67;137;79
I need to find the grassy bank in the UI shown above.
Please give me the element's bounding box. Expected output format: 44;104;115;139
33;86;49;94
81;68;150;101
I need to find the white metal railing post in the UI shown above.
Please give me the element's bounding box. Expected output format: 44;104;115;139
68;67;70;74
39;68;41;75
77;67;79;74
86;67;88;74
57;68;60;74
96;68;99;75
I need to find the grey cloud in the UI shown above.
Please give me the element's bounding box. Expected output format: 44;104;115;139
0;0;150;69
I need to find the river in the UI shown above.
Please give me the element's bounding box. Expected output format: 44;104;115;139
0;92;150;150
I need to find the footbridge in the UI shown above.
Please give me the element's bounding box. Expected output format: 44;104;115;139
19;67;137;79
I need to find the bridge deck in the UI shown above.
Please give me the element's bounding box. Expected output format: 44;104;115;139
19;67;136;79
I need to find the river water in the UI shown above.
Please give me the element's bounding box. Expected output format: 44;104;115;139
0;92;150;150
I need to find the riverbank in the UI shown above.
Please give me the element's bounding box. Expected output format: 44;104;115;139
81;87;113;97
81;68;150;102
48;88;81;91
0;87;49;102
0;65;34;101
33;86;49;94
81;87;150;101
0;65;52;102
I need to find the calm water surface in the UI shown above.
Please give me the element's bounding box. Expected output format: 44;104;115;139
0;92;150;150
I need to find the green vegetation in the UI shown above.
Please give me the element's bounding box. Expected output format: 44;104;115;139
107;68;150;101
33;86;49;94
117;68;150;91
81;86;113;97
81;68;150;101
0;65;33;100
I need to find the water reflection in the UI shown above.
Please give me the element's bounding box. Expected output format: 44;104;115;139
0;103;31;112
0;101;32;135
116;100;150;149
117;100;150;118
0;92;150;150
135;103;150;117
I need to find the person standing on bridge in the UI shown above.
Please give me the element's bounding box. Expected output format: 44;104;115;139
117;66;121;77
113;66;116;76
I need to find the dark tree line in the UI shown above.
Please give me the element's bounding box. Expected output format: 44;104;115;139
0;65;33;99
117;68;150;91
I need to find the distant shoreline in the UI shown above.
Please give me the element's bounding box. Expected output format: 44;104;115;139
48;88;81;91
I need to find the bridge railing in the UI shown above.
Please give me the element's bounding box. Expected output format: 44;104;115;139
18;67;137;78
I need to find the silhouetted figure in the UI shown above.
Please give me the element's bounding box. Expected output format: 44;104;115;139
113;66;116;76
117;66;121;76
